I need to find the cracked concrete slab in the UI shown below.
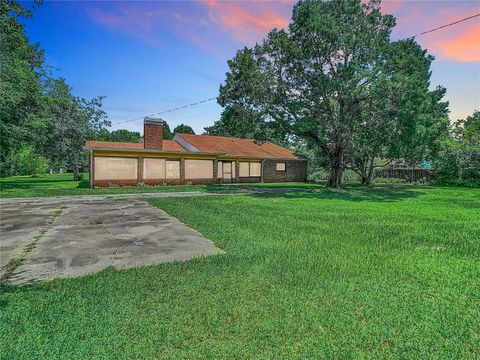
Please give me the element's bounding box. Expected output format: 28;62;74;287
0;203;57;269
1;200;222;285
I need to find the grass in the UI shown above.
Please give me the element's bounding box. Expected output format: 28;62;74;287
1;186;479;358
0;172;334;199
0;173;208;198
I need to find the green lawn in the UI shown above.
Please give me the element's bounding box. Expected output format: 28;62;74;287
1;186;479;358
0;173;207;198
0;173;324;198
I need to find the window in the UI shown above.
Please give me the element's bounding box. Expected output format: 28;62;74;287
94;157;137;180
166;160;180;179
143;158;180;179
222;161;235;178
276;162;286;171
239;162;249;177
185;159;213;179
144;158;165;179
239;162;262;177
218;161;223;179
250;162;261;177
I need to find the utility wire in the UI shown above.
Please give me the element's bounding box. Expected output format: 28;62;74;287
116;97;217;125
114;12;480;125
411;12;480;38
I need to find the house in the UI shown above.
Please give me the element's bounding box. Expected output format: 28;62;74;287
84;117;307;188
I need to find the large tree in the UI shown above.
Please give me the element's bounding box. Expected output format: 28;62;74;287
94;129;142;143
1;1;110;178
173;124;195;136
218;0;447;187
0;0;45;176
348;40;449;185
39;78;109;179
204;106;290;146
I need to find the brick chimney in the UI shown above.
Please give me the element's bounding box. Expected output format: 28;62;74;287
144;117;164;150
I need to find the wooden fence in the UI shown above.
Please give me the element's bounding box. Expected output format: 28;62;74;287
375;168;431;182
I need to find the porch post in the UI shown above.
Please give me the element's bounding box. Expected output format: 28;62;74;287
89;151;94;189
234;160;240;183
180;158;186;183
137;156;144;183
213;159;218;181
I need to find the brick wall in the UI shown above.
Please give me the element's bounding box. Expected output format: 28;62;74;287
263;159;307;182
144;121;163;150
238;177;262;183
91;156;307;187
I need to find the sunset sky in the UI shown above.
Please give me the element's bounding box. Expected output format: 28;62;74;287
22;0;480;133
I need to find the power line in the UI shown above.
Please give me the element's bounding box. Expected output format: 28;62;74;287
114;12;480;126
411;12;480;38
116;97;217;125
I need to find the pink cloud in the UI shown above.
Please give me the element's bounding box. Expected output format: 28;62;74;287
204;0;290;44
422;20;480;62
88;5;164;46
86;1;479;63
387;2;480;62
378;0;405;14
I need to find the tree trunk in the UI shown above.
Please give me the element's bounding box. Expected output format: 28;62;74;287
361;157;376;186
327;146;345;188
72;153;81;180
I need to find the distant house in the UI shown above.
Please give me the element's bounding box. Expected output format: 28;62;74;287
84;117;307;188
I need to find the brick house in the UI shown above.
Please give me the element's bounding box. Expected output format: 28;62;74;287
84;117;307;188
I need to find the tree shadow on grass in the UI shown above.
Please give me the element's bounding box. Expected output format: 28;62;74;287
77;179;90;189
246;185;424;203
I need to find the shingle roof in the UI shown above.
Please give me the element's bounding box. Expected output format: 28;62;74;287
85;140;187;152
85;134;300;159
175;134;300;159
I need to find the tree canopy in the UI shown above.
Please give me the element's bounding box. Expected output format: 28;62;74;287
94;129;142;143
173;124;195;136
1;1;110;178
435;111;480;186
217;0;449;187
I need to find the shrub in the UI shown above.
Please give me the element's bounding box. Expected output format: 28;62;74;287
308;170;328;182
309;169;359;183
374;177;407;184
435;111;480;187
18;146;49;176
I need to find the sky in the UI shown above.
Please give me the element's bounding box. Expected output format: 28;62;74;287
21;0;480;134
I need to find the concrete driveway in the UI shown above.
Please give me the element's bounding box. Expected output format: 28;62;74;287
0;199;222;285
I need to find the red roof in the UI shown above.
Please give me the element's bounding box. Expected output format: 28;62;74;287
85;134;300;159
162;140;188;152
85;140;187;152
176;134;299;159
85;140;143;149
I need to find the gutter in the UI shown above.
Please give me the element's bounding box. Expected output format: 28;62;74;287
82;146;225;157
82;146;306;161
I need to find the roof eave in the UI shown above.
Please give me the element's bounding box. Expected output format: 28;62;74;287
83;146;225;156
218;154;307;161
83;146;305;161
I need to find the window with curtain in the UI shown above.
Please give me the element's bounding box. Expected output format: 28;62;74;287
185;159;213;179
144;158;165;179
250;162;261;176
166;160;180;179
239;162;261;177
94;157;137;180
143;158;180;179
276;162;286;171
218;161;223;178
239;162;249;177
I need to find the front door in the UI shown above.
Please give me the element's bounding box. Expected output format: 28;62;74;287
223;162;232;183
